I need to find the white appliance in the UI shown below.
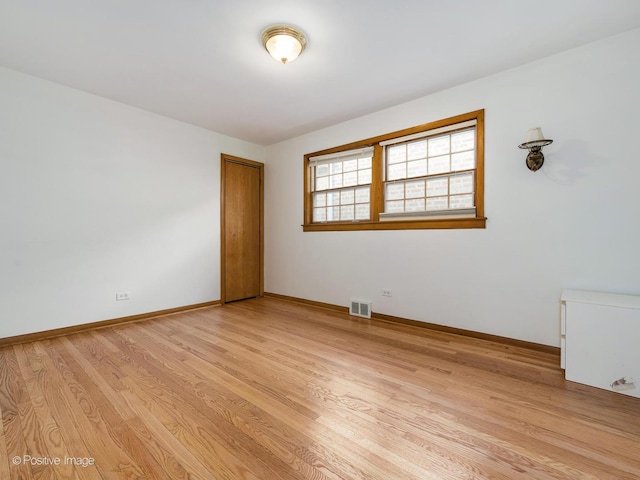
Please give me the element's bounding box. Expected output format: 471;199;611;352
561;289;640;398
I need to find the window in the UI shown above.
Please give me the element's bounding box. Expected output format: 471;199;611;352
310;147;373;222
303;110;485;231
381;121;476;220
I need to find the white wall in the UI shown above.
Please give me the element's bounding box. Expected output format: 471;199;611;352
264;28;640;347
0;67;264;338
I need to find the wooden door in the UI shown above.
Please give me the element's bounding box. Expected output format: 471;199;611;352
221;154;263;303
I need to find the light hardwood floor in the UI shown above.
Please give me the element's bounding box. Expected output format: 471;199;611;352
1;297;639;479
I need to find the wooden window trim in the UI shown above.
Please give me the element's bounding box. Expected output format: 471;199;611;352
303;110;486;232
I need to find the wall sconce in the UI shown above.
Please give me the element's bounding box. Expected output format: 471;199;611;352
518;127;553;172
261;25;307;64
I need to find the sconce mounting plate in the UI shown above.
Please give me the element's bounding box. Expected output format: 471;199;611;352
525;148;545;171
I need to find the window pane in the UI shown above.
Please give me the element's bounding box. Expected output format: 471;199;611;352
326;206;338;221
428;155;450;174
407;140;427;160
407;159;427;178
343;171;357;187
313;207;326;222
450;173;474;195
450;194;474;209
451;129;475;152
316;164;329;177
386;183;404;200
355;186;370;203
340;205;354;220
427;197;448;211
405;180;425;199
343;159;358;172
426;178;448;197
358;168;372;185
341;188;355;204
330;174;343;189
358;157;372;169
355;204;369;220
451;151;475;171
386;200;404;213
428;135;450;156
327;191;340;206
316;176;329;191
313;192;326;207
387;162;406;181
330;162;342;174
406;198;425;212
387;145;406;164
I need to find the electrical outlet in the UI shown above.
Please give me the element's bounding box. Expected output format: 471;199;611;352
115;292;130;301
382;289;392;297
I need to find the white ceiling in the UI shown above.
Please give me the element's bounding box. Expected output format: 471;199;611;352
1;1;639;146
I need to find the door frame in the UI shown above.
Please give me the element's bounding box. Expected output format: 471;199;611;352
220;153;264;304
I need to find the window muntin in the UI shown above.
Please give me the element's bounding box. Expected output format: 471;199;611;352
310;148;373;222
303;110;485;231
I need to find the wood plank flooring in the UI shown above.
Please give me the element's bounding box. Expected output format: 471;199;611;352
1;296;639;479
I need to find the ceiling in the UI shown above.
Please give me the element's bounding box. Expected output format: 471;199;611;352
1;1;639;146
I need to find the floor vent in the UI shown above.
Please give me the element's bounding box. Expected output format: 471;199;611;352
349;298;372;319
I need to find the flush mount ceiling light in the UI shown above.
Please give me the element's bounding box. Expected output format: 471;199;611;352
261;25;307;64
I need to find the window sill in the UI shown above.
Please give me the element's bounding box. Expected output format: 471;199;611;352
302;217;486;232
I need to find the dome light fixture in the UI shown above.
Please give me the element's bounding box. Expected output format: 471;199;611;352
261;25;307;64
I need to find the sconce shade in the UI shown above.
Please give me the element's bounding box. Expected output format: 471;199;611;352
261;25;307;64
519;127;553;149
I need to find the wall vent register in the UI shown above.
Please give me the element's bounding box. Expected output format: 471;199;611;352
349;298;372;319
